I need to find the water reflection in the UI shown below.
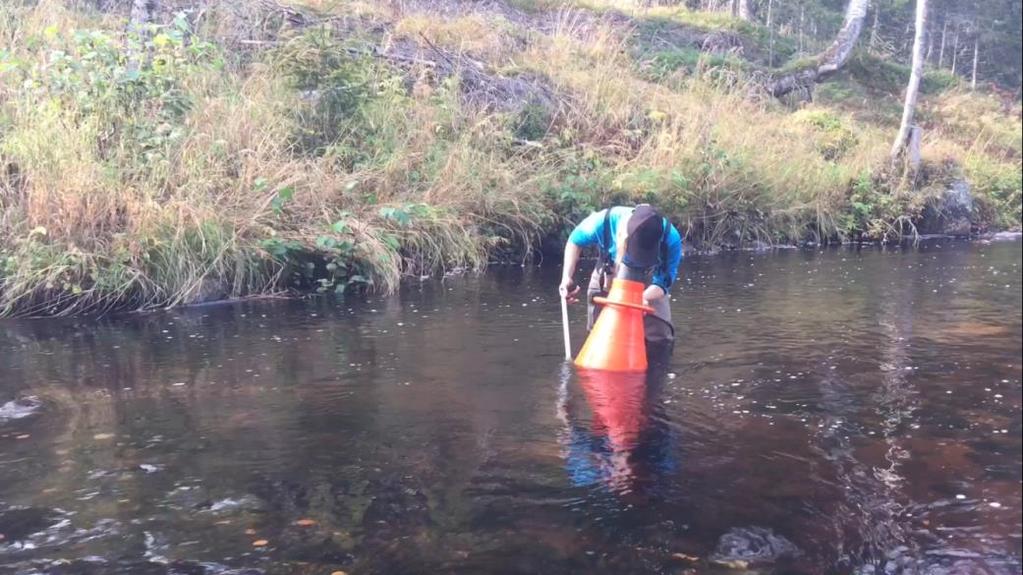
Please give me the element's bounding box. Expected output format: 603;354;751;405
2;240;1020;574
557;364;675;498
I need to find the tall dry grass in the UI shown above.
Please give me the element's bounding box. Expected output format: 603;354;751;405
0;3;550;315
1;0;1019;316
521;11;895;243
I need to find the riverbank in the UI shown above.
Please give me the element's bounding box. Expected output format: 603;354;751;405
1;0;1020;317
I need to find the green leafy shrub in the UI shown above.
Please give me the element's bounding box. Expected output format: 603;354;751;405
274;30;380;155
641;47;746;84
512;101;553;141
793;109;859;161
966;156;1023;230
5;13;218;173
922;69;960;94
845;51;910;94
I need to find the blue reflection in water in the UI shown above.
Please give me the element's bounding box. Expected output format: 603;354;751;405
557;362;677;496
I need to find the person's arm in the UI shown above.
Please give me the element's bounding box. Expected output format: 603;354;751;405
647;224;683;302
560;241;583;302
559;210;605;302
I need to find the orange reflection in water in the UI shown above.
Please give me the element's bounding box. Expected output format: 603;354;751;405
576;369;649;454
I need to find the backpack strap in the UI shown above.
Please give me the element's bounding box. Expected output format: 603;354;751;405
660;217;669;279
652;218;675;291
600;208;614;274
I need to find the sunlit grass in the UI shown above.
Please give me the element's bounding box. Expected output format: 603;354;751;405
0;0;1018;316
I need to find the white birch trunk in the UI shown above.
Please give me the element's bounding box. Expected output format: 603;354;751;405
768;0;871;97
736;0;752;21
891;0;928;162
971;38;979;89
127;0;156;73
925;20;934;63
951;30;959;74
907;126;922;171
869;5;880;52
938;19;947;67
818;0;870;74
799;5;805;54
129;0;156;34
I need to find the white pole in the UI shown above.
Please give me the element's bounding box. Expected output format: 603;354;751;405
561;295;572;360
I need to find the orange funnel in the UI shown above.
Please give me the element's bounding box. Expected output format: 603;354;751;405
574;278;654;372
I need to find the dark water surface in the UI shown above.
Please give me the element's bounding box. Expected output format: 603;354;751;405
2;240;1021;575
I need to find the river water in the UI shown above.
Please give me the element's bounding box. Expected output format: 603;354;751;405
1;239;1021;575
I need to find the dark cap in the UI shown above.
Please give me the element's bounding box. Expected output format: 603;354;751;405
623;204;663;269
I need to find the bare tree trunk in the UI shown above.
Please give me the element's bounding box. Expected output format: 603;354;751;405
925;20;934;63
799;5;805;55
767;0;775;66
907;126;922;171
951;29;959;74
767;0;871;98
902;21;913;57
130;0;155;30
971;37;979;89
127;0;156;73
736;0;752;21
891;0;928;163
869;4;880;53
938;19;947;67
817;0;870;74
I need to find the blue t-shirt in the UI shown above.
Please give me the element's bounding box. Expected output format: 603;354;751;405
568;207;683;292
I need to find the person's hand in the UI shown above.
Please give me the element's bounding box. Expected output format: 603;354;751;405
559;278;580;303
642;284;666;306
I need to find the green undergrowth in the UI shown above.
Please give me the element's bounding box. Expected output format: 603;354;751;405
637;46;748;86
632;10;797;69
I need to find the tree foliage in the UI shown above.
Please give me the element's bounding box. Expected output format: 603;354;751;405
682;0;1022;90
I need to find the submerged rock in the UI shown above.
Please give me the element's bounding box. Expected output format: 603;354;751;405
0;503;122;555
710;526;801;566
0;505;62;542
360;478;433;541
203;495;266;514
0;396;43;422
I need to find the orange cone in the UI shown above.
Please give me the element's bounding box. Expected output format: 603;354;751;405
574;278;654;372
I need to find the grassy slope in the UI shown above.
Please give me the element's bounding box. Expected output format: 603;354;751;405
0;0;1019;316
